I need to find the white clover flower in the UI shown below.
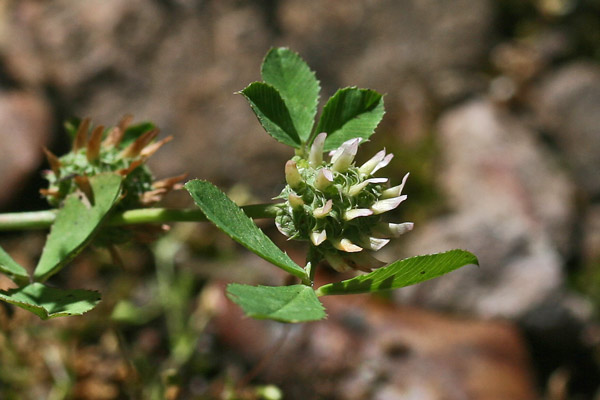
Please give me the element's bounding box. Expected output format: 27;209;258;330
344;208;373;221
285;160;303;189
288;193;304;209
310;230;327;246
331;138;360;172
314;168;334;191
332;238;362;253
309;132;327;167
381;173;409;199
275;137;413;273
313;199;333;218
370;195;407;215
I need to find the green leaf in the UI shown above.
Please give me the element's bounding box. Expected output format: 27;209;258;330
0;282;101;320
261;48;320;143
185;180;308;282
227;283;326;323
34;173;123;282
316;88;385;151
315;249;478;296
0;245;29;286
239;82;301;148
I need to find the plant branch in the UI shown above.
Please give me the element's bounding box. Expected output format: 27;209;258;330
0;204;281;231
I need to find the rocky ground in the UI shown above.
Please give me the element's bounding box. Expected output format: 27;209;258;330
0;0;599;399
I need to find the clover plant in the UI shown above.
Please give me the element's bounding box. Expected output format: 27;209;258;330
0;48;477;323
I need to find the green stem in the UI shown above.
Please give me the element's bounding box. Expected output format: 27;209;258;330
0;204;281;231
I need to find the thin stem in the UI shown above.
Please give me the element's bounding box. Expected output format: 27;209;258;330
0;204;281;231
0;210;57;231
306;246;320;286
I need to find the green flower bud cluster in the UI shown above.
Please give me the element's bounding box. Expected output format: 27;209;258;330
275;133;413;272
42;116;180;211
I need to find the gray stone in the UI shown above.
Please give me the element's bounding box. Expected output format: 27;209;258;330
397;99;577;319
533;62;600;196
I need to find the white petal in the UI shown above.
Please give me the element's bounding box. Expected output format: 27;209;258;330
331;138;360;172
374;222;414;238
344;208;373;221
310;230;327;246
285;160;302;189
313;199;333;218
371;153;394;175
332;238;363;253
348;181;369;196
359;236;390;251
348;178;388;196
359;149;386;176
382;173;410;199
288;193;304;209
315;168;334;191
330;138;362;161
309;132;327;167
370;195;407;214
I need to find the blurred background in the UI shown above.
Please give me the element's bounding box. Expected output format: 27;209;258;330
0;0;599;399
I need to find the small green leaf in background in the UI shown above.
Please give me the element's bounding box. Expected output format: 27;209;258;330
34;173;123;282
261;47;320;143
63;117;81;140
315;249;478;296
316;87;385;151
0;245;29;286
0;282;101;320
227;284;326;323
185;180;308;282
239;82;302;148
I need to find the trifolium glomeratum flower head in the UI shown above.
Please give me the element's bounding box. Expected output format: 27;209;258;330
41;115;185;210
41;115;186;245
275;133;414;273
